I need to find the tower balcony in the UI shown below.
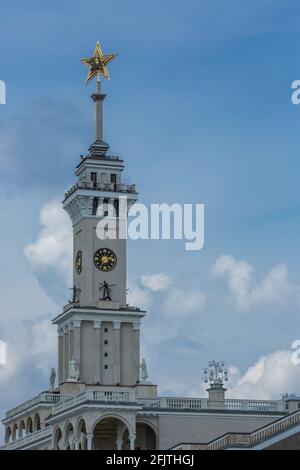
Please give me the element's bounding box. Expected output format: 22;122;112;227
63;181;137;201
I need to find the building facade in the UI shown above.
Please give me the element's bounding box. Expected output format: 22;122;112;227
2;43;300;451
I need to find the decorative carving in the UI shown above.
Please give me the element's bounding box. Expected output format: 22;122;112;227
202;360;229;388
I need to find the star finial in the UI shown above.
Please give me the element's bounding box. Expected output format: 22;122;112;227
81;42;117;85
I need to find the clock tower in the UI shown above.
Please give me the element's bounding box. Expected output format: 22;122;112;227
52;43;145;389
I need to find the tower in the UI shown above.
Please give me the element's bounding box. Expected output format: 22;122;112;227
52;42;145;389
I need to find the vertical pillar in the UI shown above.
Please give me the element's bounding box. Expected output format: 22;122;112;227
113;321;121;384
129;434;136;450
93;320;101;384
73;320;81;379
74;439;80;450
133;322;140;384
64;325;69;380
86;433;93;450
58;327;64;384
69;322;74;363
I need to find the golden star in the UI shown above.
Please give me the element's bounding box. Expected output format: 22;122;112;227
81;42;117;84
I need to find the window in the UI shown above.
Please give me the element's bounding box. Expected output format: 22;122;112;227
91;172;97;188
111;174;117;184
104;328;108;332
104;353;108;357
104;365;108;370
104;340;108;345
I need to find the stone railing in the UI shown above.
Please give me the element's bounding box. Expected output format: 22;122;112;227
64;181;137;199
3;427;51;450
52;389;137;415
141;397;284;413
204;409;300;450
5;393;71;420
250;409;300;445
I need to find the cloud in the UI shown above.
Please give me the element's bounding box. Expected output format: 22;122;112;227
211;255;299;311
140;273;172;292
163;287;206;317
0;315;57;440
227;349;300;400
23;199;72;305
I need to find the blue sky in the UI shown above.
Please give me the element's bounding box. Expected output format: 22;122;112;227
1;0;300;427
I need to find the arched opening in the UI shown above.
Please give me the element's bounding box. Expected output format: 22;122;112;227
5;426;11;444
12;423;18;441
53;427;63;450
75;417;87;450
33;413;41;431
18;420;26;438
135;422;157;450
26;416;33;434
92;416;130;450
64;422;74;450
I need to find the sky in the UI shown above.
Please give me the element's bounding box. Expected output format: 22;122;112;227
1;0;300;434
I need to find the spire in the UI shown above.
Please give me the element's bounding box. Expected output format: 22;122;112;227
81;42;117;158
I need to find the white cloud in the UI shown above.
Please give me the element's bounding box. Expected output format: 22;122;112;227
127;282;153;310
141;273;172;292
228;350;300;400
163;287;206;317
23;199;72;304
211;254;299;311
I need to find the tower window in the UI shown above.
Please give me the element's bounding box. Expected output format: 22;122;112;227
104;340;108;345
104;353;108;357
104;328;108;333
111;174;117;184
104;365;108;370
92;197;98;215
91;172;97;188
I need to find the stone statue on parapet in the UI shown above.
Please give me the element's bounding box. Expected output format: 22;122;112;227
49;367;56;392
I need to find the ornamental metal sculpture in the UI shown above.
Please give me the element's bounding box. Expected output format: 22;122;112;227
99;281;116;301
202;360;229;387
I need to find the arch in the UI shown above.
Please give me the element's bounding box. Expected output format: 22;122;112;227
33;413;41;431
75;416;87;441
18;420;26;438
64;422;75;449
91;413;131;435
5;426;11;444
134;421;157;450
12;423;18;441
26;416;33;434
92;415;131;450
53;426;63;450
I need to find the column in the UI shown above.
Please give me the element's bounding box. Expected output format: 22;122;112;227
113;321;121;384
93;320;101;384
129;434;136;450
86;433;93;450
69;322;74;362
73;320;81;379
64;325;69;380
74;440;80;450
133;322;140;383
58;327;64;384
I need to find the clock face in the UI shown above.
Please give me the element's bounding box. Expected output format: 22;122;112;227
94;248;117;272
76;250;82;274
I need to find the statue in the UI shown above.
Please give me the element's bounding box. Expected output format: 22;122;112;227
68;357;80;381
140;358;149;383
99;281;115;301
69;285;80;304
49;367;56;392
